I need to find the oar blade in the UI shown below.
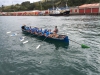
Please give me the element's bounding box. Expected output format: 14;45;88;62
23;40;28;44
7;31;11;34
10;33;17;36
81;44;90;48
20;37;25;41
20;38;24;41
36;45;41;49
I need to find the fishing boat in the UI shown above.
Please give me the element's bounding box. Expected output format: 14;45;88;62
49;3;70;16
21;27;69;46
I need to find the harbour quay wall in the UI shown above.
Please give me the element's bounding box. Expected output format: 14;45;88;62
0;10;49;16
0;3;100;16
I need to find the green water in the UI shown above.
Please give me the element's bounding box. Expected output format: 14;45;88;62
0;16;100;75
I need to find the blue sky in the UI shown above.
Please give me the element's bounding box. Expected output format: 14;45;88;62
0;0;40;6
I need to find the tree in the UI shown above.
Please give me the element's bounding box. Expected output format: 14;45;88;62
28;3;35;10
21;1;30;6
0;0;100;11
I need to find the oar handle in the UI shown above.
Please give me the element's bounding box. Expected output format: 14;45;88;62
43;36;48;41
36;36;48;49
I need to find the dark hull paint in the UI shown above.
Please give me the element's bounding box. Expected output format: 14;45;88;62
22;30;69;47
49;11;70;16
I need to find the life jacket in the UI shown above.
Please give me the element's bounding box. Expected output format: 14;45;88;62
42;29;46;34
45;31;49;36
32;28;35;32
36;29;39;33
25;27;28;30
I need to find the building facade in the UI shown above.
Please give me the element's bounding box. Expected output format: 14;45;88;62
70;3;100;15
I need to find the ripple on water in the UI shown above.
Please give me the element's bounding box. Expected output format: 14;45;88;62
0;16;100;75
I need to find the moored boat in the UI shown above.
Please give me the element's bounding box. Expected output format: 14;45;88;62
49;3;70;16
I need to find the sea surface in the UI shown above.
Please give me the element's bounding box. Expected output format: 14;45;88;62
0;15;100;75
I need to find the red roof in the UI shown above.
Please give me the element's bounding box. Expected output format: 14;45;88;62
79;3;100;8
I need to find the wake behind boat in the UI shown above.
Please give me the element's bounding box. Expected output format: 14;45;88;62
21;25;69;46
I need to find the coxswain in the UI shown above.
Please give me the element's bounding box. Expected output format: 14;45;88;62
52;26;59;38
53;26;58;34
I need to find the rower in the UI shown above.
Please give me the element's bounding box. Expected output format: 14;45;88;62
45;30;49;37
21;25;26;30
50;26;59;38
38;28;43;35
26;27;30;32
29;26;32;31
42;29;47;36
34;27;39;35
53;26;58;33
31;28;35;34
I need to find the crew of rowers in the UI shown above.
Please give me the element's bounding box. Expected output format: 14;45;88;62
21;25;59;38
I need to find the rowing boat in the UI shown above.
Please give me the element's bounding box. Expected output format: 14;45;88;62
21;29;69;46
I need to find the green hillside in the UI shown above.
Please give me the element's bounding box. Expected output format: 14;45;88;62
0;0;100;12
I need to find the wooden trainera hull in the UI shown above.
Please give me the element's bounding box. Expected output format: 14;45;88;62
22;29;69;46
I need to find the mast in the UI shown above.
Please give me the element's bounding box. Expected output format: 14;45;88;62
52;0;54;10
40;0;42;10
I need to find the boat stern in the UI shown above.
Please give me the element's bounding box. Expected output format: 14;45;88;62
64;36;69;45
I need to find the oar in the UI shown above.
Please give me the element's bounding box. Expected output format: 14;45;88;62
23;40;28;44
36;36;48;49
19;37;29;44
6;30;19;34
69;39;90;48
66;33;90;48
10;33;18;36
6;31;11;34
9;31;21;37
